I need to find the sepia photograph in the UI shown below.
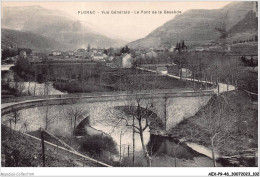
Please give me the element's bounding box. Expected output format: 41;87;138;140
0;0;259;176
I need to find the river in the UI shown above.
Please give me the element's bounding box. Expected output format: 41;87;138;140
1;64;224;167
1;101;221;167
1;64;15;71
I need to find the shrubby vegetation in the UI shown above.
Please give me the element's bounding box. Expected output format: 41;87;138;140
1;125;75;167
169;90;258;166
80;134;118;156
1;48;32;60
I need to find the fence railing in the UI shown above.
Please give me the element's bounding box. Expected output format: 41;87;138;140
12;128;112;167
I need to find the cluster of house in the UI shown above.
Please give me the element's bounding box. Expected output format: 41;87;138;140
49;48;137;69
156;65;192;77
50;48;113;62
142;63;192;78
134;48;165;60
106;53;134;68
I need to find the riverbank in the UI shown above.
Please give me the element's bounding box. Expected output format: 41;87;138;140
167;90;258;166
7;62;212;94
120;134;222;167
1;65;66;99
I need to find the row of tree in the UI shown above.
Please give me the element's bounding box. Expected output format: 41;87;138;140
232;35;258;44
174;40;187;52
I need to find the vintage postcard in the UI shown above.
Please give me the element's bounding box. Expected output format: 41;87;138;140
1;0;259;176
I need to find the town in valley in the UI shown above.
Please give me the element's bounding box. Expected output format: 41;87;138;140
1;1;258;169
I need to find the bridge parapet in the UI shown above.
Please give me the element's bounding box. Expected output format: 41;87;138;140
2;90;215;131
2;89;215;104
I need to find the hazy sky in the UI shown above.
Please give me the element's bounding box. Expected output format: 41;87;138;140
2;1;232;41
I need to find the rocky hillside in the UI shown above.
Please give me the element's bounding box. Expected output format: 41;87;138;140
128;1;257;49
226;10;258;42
1;28;66;51
1;125;76;167
169;90;257;160
2;6;126;49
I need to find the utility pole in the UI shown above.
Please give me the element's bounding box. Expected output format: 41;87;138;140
193;71;195;90
119;131;122;166
34;69;37;96
128;145;130;158
9;119;12;139
132;116;135;167
164;95;167;130
41;129;46;167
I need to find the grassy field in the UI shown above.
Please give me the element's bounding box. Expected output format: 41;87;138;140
237;70;258;94
53;67;211;93
230;43;258;55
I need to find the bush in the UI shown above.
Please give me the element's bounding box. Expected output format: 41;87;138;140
80;134;118;156
1;49;18;60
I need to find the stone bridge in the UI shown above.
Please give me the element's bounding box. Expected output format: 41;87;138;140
1;90;215;131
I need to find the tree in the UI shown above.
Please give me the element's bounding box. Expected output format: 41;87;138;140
13;79;26;96
112;96;155;166
4;108;21;135
10;109;21;131
108;72;164;167
1;49;18;60
80;134;118;156
180;40;187;50
44;104;52;131
42;60;53;95
22;121;30;133
174;40;187;53
33;69;37;96
27;81;31;96
104;49;108;55
193;96;233;166
121;45;130;54
17;48;32;55
15;56;31;76
66;107;87;136
87;44;91;52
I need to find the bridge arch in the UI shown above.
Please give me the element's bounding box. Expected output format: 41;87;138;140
2;90;215;132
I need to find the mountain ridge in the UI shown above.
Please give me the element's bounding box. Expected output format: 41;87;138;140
1;28;67;52
128;1;257;49
2;6;127;49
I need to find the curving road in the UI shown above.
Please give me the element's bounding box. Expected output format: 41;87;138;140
136;67;235;94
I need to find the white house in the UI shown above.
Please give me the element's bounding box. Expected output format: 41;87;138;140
194;47;204;52
108;56;114;61
52;51;62;56
122;54;134;68
169;46;175;52
156;66;168;75
103;54;108;59
146;51;158;58
92;53;104;61
180;68;192;78
68;51;74;56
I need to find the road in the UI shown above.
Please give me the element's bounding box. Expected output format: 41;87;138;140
1;64;15;71
136;67;235;94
